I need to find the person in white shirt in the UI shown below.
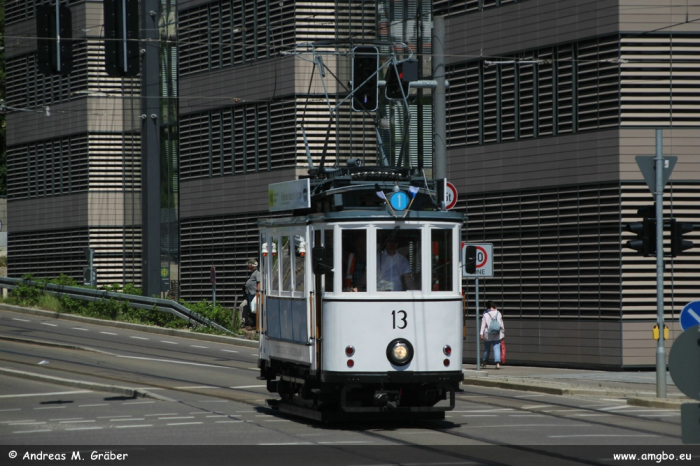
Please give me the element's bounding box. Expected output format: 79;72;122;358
377;237;414;291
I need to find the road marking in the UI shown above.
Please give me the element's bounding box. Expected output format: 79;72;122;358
509;414;545;417
548;434;658;438
258;442;314;445
158;416;195;420
12;318;30;322
191;345;208;349
8;422;46;425
79;404;109;408
98;415;131;419
130;336;149;340
66;427;104;431
166;422;203;426
12;429;53;434
318;441;374;445
459;424;584;429
110;418;146;422
0;390;91;399
59;420;95;424
41;322;58;327
230;385;266;389
174;385;217;389
453;409;514;413
123;401;155;405
520;405;552;409
161;341;178;345
221;350;238;353
100;332;118;336
639;414;679;417
572;414;611;417
115;355;227;368
2;419;36;424
215;420;243;423
600;405;631;411
0;408;22;412
114;425;152;429
461;415;497;418
145;413;179;417
34;406;67;410
49;417;83;421
72;327;89;331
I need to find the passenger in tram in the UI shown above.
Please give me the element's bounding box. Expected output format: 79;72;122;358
343;231;367;292
377;236;415;291
243;258;261;329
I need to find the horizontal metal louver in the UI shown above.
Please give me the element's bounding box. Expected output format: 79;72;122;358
620;36;700;127
463;183;624;319
433;0;519;19
5;0;77;25
446;36;622;148
8;227;141;287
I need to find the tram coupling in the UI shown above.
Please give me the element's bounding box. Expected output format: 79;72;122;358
373;390;400;410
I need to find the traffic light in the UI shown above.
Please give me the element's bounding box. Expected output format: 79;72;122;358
625;217;656;256
385;59;418;99
465;246;476;274
104;0;140;77
671;219;694;257
352;46;378;112
36;4;73;75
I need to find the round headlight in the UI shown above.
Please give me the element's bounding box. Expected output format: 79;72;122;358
386;338;414;366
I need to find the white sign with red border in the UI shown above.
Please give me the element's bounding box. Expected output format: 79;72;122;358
444;181;458;210
461;243;494;278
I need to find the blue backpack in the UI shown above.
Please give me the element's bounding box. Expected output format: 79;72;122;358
487;312;500;335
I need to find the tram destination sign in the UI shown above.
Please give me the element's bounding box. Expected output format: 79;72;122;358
269;179;311;212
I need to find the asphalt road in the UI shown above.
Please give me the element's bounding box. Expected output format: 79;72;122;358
1;308;696;465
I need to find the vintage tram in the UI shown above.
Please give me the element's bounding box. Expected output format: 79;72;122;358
255;166;464;421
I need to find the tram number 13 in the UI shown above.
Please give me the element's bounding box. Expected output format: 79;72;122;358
392;310;407;329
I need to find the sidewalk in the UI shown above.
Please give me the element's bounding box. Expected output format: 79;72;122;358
461;364;691;409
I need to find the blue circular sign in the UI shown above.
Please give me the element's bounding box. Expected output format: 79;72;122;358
680;301;700;331
390;191;410;211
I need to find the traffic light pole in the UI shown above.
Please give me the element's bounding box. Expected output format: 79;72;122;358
475;277;481;370
654;129;667;398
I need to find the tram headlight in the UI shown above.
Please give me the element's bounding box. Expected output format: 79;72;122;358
386;338;414;366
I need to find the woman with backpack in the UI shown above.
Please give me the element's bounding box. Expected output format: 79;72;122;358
480;301;505;369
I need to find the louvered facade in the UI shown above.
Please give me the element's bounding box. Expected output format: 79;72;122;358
446;0;700;367
177;0;378;304
5;1;143;286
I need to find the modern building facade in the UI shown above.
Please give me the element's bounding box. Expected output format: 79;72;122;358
5;0;699;368
439;0;700;367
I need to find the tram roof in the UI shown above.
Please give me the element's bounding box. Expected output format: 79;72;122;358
259;209;465;228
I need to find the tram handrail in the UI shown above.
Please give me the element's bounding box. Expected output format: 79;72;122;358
0;276;233;335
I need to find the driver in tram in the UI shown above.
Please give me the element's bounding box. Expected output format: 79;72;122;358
377;235;414;291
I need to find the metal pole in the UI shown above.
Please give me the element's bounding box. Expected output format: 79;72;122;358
141;0;162;297
655;129;667;398
475;277;481;370
432;16;446;180
213;283;216;308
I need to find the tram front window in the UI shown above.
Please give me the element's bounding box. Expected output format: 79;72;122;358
342;230;367;292
376;229;421;291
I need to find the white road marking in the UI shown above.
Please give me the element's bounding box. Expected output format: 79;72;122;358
600;405;631;411
638;414;679;417
174;385;217;389
115;355;228;368
110;418;146;422
198;400;228;403
191;345;208;349
34;406;66;410
215;420;243;423
13;429;53;434
453;409;514;413
0;390;91;399
461;415;497;417
0;408;21;412
8;422;46;425
251;354;259;357
549;434;659;438
520;405;552;409
459;424;585;429
41;323;58;327
258;443;314;445
100;332;118;335
98;415;131;419
166;422;203;426
49;417;83;421
114;425;152;429
509;414;545;417
79;404;109;408
66;427;103;431
573;414;611;417
230;385;266;389
130;336;148;340
72;327;89;331
318;441;374;444
221;350;238;353
161;341;178;345
514;394;546;398
263;420;291;422
158;416;195;420
59;420;95;424
12;318;30;322
2;419;36;424
122;401;155;405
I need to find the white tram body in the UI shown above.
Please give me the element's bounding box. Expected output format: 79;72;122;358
256;175;464;420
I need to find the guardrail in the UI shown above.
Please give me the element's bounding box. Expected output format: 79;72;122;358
0;277;233;335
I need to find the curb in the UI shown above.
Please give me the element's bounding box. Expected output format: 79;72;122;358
461;377;687;409
0;303;258;348
0;367;176;402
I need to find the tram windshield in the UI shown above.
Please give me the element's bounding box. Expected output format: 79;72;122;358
376;229;421;291
342;230;367;292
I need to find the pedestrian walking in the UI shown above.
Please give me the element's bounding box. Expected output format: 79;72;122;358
480;301;504;369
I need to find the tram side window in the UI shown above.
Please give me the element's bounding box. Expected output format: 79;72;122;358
281;236;292;292
270;236;280;293
376;229;422;291
294;235;305;293
342;230;367;292
323;230;334;292
431;229;453;291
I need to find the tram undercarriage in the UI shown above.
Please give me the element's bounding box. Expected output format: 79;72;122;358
261;361;461;422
